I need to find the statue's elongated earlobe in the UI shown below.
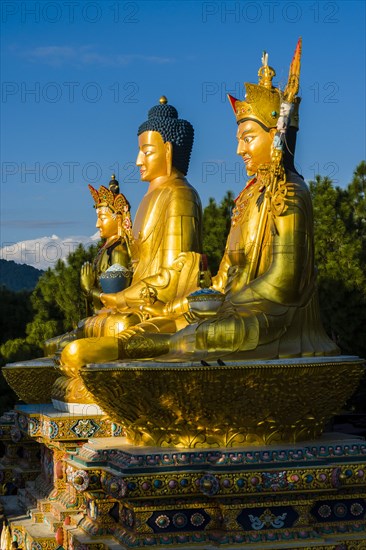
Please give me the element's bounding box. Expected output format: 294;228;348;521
166;141;173;177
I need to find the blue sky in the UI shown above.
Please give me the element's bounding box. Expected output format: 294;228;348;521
1;0;365;246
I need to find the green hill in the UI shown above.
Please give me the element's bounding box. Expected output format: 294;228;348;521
0;259;44;291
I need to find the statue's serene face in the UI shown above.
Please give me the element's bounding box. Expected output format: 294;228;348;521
96;208;118;239
236;120;275;176
136;131;170;182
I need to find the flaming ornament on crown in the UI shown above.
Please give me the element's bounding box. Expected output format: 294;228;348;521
228;54;281;129
228;38;302;135
88;182;133;243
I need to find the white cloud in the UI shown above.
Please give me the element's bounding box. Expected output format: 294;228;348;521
17;45;174;67
0;233;100;270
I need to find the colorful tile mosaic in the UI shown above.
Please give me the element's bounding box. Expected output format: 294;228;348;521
14;404;124;442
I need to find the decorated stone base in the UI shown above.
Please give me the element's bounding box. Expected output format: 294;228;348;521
0;410;41;497
0;403;125;550
14;403;124;442
1;357;365;549
58;434;366;548
1;410;366;549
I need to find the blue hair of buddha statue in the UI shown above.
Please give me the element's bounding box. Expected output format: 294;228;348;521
137;97;194;176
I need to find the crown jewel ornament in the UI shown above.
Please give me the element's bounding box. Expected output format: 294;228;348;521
227;39;302;130
228;51;281;129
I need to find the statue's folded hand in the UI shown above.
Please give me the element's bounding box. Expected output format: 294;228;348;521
100;292;117;309
140;301;165;317
185;288;225;322
216;300;240;319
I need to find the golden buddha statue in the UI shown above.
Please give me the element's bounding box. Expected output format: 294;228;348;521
78;40;339;364
53;97;203;405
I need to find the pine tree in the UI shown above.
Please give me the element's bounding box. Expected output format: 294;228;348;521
0;287;33;344
203;191;234;274
26;244;98;346
338;161;366;262
310;167;366;357
0;244;98;363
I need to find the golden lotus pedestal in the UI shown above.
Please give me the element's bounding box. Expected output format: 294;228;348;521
79;355;365;448
2;358;61;404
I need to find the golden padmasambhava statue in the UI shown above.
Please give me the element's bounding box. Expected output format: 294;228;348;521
165;40;340;361
53;97;203;404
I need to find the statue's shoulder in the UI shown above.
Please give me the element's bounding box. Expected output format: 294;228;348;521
166;176;201;203
166;175;195;189
286;171;311;196
284;171;313;218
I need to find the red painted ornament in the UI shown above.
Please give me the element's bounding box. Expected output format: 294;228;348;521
55;460;64;479
55;527;64;545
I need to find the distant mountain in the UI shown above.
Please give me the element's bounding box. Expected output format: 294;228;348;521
0;259;44;291
0;233;99;270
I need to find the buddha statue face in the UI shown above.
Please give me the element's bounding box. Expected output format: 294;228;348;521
96;207;118;240
136;130;172;182
236;120;276;176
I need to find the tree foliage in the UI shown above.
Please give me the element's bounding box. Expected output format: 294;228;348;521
0;286;34;345
0;244;98;366
27;244;98;347
310;161;366;357
202;191;234;274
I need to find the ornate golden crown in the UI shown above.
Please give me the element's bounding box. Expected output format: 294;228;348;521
88;177;133;241
228;52;281;128
88;183;130;216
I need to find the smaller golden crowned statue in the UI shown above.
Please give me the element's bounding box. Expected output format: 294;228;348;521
44;175;133;356
82;174;133;312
